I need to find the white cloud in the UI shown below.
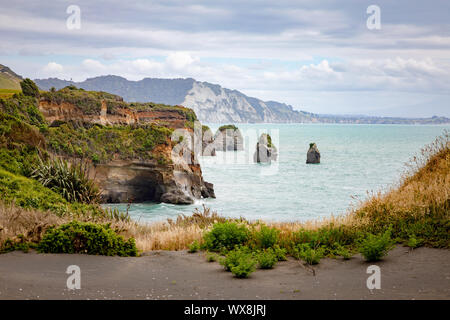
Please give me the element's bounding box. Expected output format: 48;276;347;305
41;62;64;76
165;52;198;70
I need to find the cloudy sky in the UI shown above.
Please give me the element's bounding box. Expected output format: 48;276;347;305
1;0;449;117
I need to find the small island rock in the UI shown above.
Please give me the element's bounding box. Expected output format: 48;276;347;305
254;133;277;163
306;143;320;164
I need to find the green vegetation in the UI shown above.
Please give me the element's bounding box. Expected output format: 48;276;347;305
0;168;102;216
37;221;137;256
46;122;173;164
257;249;278;269
272;245;288;261
40;86;120;115
0;64;22;90
203;221;250;251
357;228;395;262
218;124;238;132
406;236;423;249
292;243;324;265
252;225;279;249
20;79;40;98
31;156;100;204
220;247;257;278
206;252;218;262
188;240;200;253
259;133;275;148
0;93;45;127
0;89;21;99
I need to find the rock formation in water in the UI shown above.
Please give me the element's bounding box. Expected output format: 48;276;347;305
254;133;277;163
201;125;216;156
214;124;244;151
306;143;321;164
37;86;215;205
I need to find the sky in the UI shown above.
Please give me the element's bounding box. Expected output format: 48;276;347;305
0;0;449;117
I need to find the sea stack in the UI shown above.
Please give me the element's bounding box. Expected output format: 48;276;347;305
306;143;320;164
254;133;277;163
201;125;216;156
214;124;244;151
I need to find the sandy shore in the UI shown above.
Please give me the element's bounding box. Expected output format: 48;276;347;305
0;246;449;300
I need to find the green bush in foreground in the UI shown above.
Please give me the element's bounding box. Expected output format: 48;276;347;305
272;244;288;261
407;236;423;249
220;247;257;278
188;240;200;253
203;221;249;251
37;221;138;256
206;252;218;262
257;249;278;269
231;256;257;278
358;228;394;262
253;225;279;249
293;244;324;265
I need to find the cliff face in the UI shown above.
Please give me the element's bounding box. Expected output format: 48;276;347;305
38;88;215;205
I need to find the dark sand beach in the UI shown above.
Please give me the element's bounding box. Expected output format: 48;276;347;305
0;246;449;300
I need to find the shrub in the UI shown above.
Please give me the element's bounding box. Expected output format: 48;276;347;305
407;236;423;249
20;79;40;98
37;221;138;256
253;225;279;249
220;247;257;278
188;240;200;253
358;228;395;262
272;244;288;261
231;256;257;278
333;243;352;260
257;249;277;269
31;156;100;204
206;252;218;262
203;222;249;251
293;244;324;265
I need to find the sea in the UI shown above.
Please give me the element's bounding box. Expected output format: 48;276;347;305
103;124;449;223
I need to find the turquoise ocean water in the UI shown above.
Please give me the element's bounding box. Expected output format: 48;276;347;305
104;124;449;223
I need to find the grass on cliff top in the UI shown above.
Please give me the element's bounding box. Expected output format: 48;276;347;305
41;85;198;125
0;89;21;99
218;124;239;132
40;85;122;115
46;122;173;164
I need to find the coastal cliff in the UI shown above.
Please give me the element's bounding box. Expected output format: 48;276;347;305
34;86;215;204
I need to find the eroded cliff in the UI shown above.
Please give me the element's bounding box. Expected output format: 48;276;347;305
38;86;214;204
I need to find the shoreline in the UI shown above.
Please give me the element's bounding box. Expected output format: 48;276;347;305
1;246;449;300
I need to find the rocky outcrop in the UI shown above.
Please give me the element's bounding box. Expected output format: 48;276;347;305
306;143;320;164
93;150;215;205
39;100;190;129
201;127;216;156
38;92;215;205
254;133;277;163
214;125;244;151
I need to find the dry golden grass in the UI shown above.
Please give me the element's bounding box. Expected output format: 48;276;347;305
352;132;449;225
0;202;65;245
